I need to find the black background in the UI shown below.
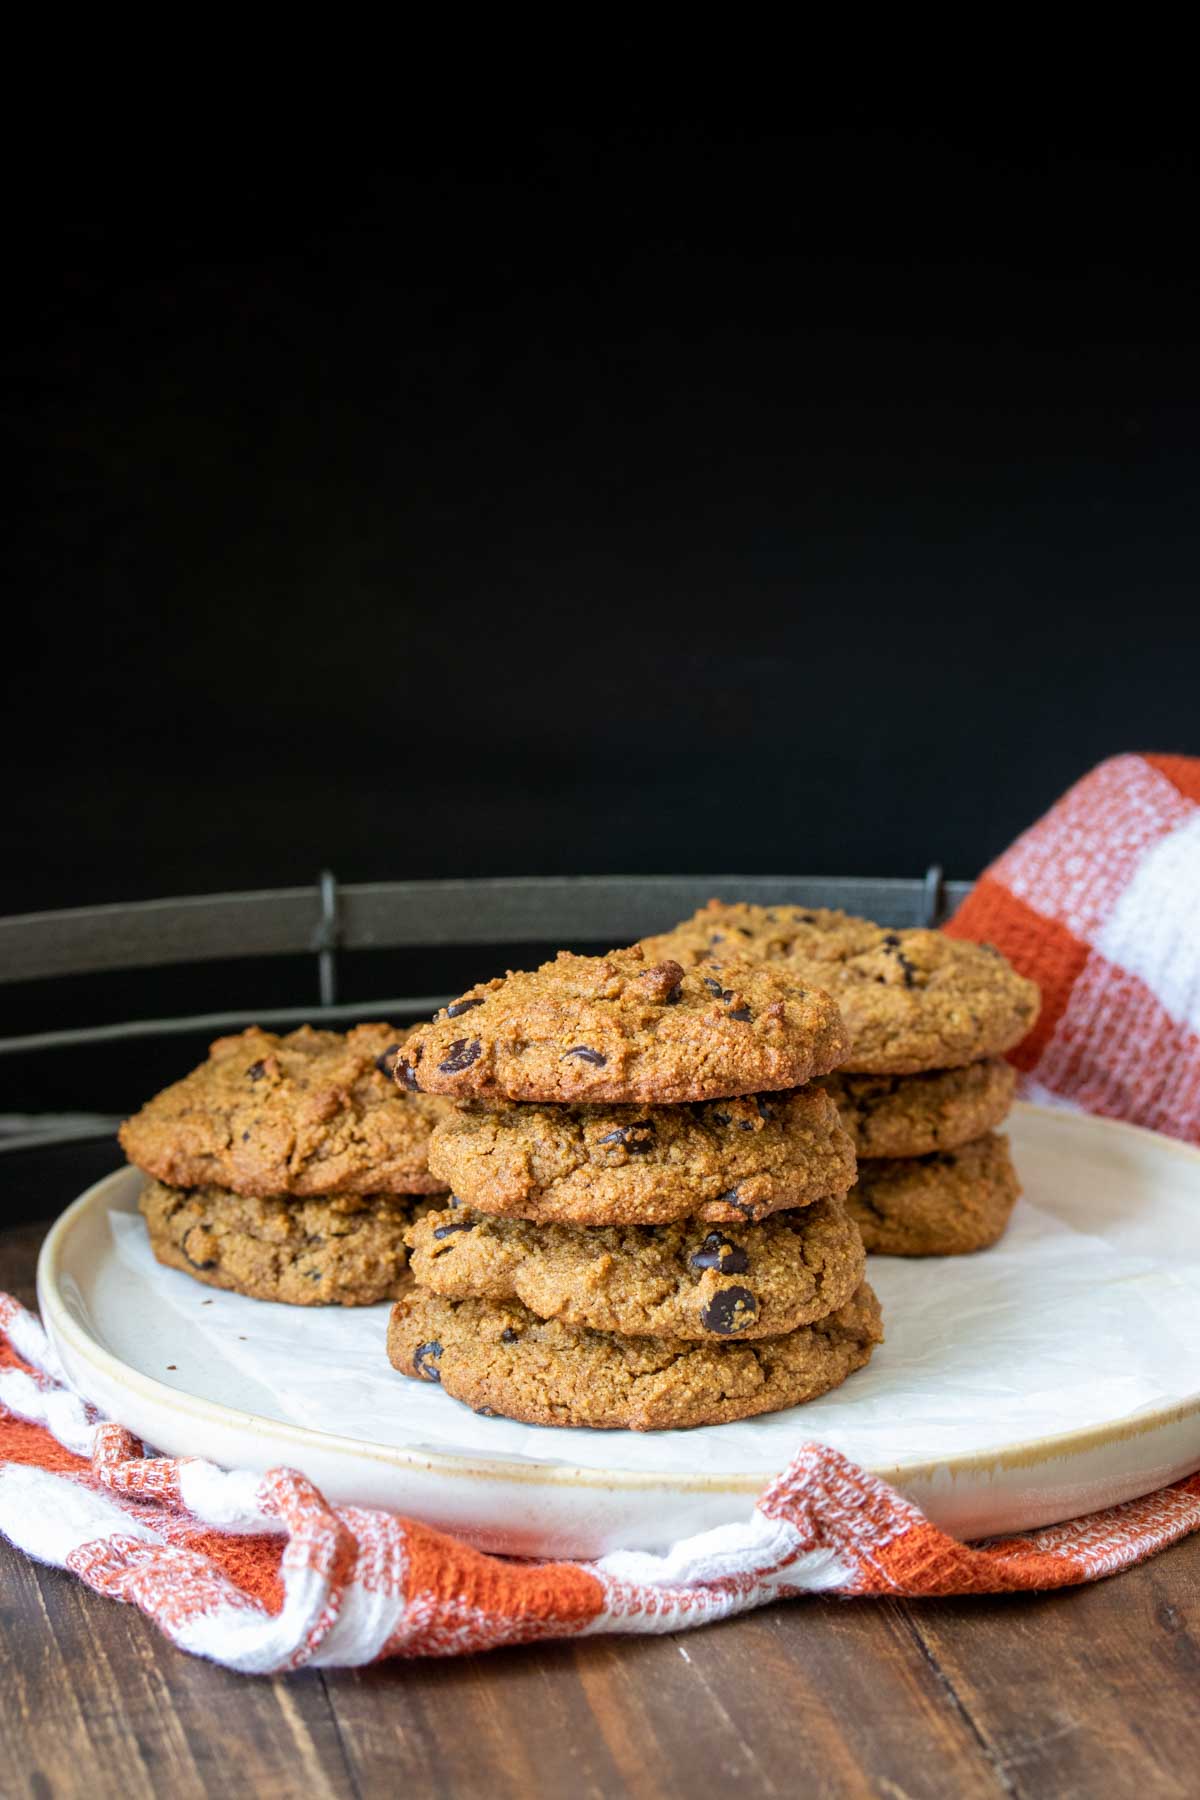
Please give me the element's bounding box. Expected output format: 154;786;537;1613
5;109;1199;1106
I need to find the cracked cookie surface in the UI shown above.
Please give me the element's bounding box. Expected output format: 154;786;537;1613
817;1059;1016;1158
427;1087;856;1225
387;1279;882;1430
397;944;849;1104
407;1195;864;1340
120;1024;454;1196
139;1181;433;1304
642;904;1040;1074
846;1132;1020;1255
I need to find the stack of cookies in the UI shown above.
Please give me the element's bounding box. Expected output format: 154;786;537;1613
644;906;1041;1257
387;944;882;1430
119;1024;453;1304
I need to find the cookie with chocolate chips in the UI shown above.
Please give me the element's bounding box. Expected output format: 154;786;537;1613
387;1277;883;1430
396;945;849;1104
119;1024;454;1197
427;1086;855;1226
643;903;1040;1074
846;1132;1020;1255
139;1181;433;1304
817;1059;1016;1158
407;1195;864;1340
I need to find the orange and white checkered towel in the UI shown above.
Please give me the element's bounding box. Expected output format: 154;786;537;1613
946;752;1200;1142
2;752;1198;1672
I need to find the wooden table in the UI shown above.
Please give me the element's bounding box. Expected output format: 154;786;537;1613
2;1213;1198;1799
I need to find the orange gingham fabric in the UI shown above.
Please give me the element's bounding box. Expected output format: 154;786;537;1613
2;750;1199;1673
945;752;1200;1142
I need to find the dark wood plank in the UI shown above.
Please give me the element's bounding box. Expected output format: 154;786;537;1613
0;1545;355;1800
320;1601;1006;1800
909;1539;1200;1799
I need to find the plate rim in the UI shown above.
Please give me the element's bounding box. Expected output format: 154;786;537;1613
36;1101;1200;1499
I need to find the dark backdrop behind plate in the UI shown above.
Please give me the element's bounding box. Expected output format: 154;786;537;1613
4;113;1199;1118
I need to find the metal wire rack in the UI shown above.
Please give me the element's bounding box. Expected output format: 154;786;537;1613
0;868;969;1149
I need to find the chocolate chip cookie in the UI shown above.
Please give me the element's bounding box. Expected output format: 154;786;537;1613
387;1278;882;1430
845;1132;1020;1255
407;1195;864;1340
426;1087;856;1226
817;1059;1016;1158
643;904;1040;1074
139;1181;431;1304
120;1024;453;1197
396;945;849;1104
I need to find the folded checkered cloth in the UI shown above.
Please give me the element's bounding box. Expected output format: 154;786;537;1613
2;752;1198;1673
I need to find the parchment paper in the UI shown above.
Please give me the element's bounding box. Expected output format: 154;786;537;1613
104;1107;1200;1476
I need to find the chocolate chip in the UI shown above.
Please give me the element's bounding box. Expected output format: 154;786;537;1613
446;996;484;1018
703;977;724;997
737;1119;754;1131
413;1340;443;1381
710;1110;732;1126
896;951;918;988
700;1286;758;1335
728;1007;752;1022
562;1047;607;1065
690;1232;750;1274
399;1045;423;1090
246;1060;266;1081
756;1097;775;1122
474;1405;498;1417
432;1220;474;1240
306;1269;322;1281
882;932;901;946
596;1121;654;1153
665;982;683;1004
500;1326;520;1344
241;1130;250;1141
716;1187;756;1217
438;1038;482;1074
182;1236;217;1272
374;1043;401;1077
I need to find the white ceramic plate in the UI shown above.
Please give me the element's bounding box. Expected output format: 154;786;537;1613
37;1103;1200;1557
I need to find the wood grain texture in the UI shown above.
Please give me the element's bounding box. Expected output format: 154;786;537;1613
1;1220;1197;1800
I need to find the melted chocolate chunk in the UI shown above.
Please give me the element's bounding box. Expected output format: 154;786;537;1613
716;1187;757;1218
446;996;485;1018
700;1286;758;1336
432;1220;474;1240
182;1235;217;1272
246;1060;266;1081
412;1340;443;1381
728;1007;753;1022
703;977;725;997
500;1326;520;1344
690;1232;750;1274
438;1038;482;1075
596;1120;654;1153
562;1046;607;1066
374;1043;402;1078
